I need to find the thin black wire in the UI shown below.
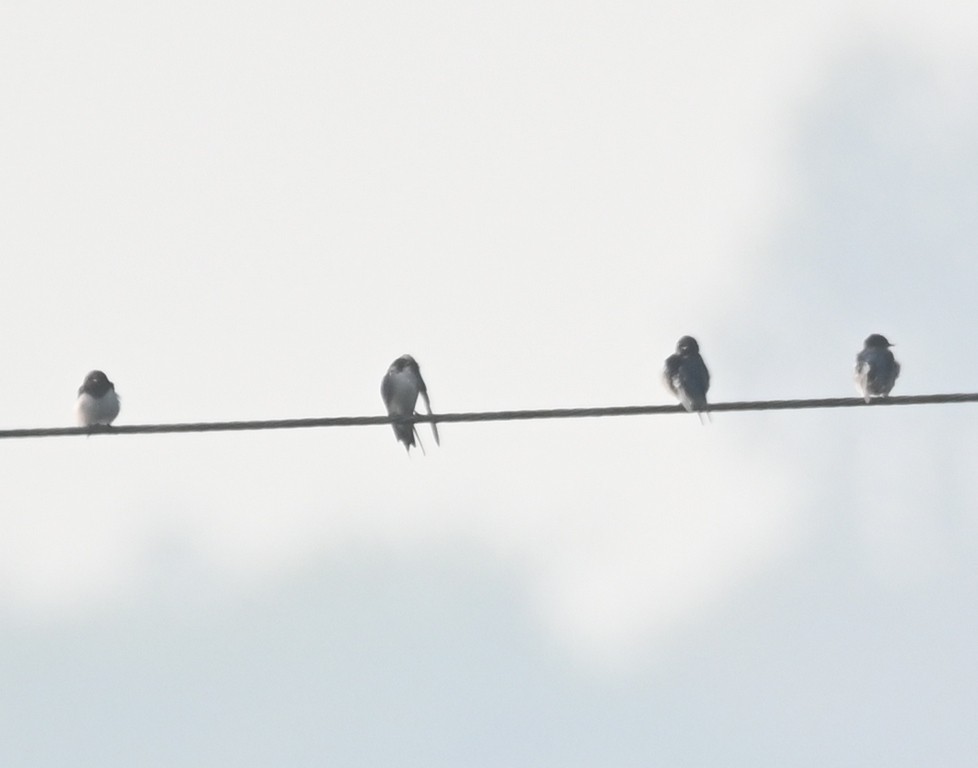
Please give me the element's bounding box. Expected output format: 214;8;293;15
1;393;977;440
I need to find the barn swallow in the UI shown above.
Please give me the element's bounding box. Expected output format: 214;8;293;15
855;334;900;402
381;355;440;453
663;336;710;421
75;370;120;427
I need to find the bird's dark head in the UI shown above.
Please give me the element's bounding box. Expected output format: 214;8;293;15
864;334;893;349
79;370;114;397
676;336;700;355
392;354;418;372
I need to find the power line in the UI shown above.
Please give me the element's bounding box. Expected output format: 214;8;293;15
2;392;977;440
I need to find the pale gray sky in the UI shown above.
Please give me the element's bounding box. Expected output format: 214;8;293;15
2;1;978;765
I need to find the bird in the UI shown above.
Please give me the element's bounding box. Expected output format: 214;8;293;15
75;370;120;427
381;355;440;453
663;336;710;421
855;334;900;402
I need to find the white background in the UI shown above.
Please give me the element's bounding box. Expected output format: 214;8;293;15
2;1;978;765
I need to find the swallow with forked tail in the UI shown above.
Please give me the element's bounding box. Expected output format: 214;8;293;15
664;336;710;421
75;370;120;427
855;334;900;402
381;355;440;453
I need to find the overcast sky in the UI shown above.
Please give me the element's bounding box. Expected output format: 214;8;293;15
3;1;978;765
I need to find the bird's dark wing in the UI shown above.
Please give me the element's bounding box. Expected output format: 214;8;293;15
417;375;440;446
380;372;394;411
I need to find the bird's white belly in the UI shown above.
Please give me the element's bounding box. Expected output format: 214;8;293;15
75;391;120;426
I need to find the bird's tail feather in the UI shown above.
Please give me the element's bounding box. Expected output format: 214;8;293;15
393;422;415;450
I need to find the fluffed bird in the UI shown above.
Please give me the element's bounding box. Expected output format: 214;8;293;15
855;334;900;402
381;355;440;453
75;370;120;427
663;335;710;421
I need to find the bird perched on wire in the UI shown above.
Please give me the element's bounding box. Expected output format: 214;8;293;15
855;334;900;402
75;370;120;427
381;355;440;453
663;336;710;421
